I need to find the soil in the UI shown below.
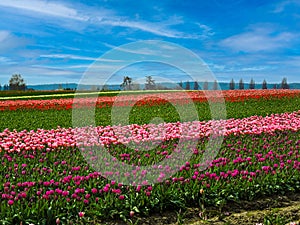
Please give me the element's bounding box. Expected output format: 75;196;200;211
100;192;300;225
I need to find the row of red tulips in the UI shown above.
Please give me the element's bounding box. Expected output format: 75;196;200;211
0;89;299;111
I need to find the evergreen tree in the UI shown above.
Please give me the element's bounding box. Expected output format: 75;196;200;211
229;79;235;90
239;78;244;90
203;80;208;90
185;81;190;90
179;81;183;89
194;81;199;90
280;77;289;89
213;80;218;90
262;79;267;89
249;78;255;89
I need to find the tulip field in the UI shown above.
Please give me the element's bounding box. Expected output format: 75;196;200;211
1;89;300;225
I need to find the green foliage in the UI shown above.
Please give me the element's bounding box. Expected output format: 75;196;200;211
0;95;299;131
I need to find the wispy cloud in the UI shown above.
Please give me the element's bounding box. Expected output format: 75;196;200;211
100;19;185;38
0;0;88;21
0;56;16;65
0;0;204;39
240;66;273;71
0;30;32;52
219;25;296;52
195;23;215;38
39;54;97;61
272;0;300;13
0;30;10;42
103;43;160;56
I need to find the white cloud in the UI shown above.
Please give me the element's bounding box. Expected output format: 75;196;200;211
0;31;10;42
196;23;215;37
220;26;296;52
0;56;16;65
240;66;272;71
0;0;88;21
0;0;204;39
103;43;160;56
0;30;31;52
272;0;300;13
101;20;179;38
39;54;97;61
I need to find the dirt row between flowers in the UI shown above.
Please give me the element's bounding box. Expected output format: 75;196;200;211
101;193;300;225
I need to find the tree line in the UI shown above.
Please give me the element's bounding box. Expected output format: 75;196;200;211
120;76;290;91
179;78;289;90
228;77;289;90
0;74;291;91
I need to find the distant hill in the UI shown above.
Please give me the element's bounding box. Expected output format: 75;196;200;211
27;83;78;91
26;82;300;91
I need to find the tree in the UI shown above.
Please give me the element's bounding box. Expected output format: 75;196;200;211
262;79;267;89
213;80;218;90
185;81;190;90
229;79;235;90
145;76;156;90
239;78;244;90
9;74;26;91
3;84;9;91
194;81;199;90
280;77;289;89
179;81;183;89
249;78;255;89
0;84;2;91
120;76;132;90
203;80;208;90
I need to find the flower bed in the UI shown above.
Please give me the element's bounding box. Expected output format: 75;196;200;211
0;89;299;111
1;110;300;224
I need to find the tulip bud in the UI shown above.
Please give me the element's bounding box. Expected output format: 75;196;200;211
129;211;135;217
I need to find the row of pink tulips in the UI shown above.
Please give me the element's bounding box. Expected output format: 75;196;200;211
1;110;299;153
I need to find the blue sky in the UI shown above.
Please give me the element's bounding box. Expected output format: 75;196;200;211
0;0;300;85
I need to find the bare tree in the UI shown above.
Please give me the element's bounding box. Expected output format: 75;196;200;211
9;74;26;91
120;76;132;90
145;76;156;90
